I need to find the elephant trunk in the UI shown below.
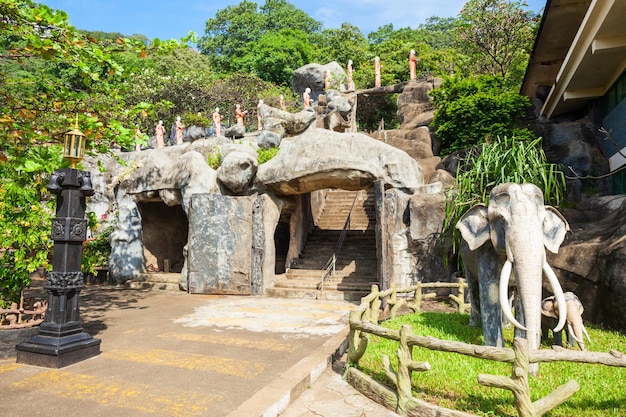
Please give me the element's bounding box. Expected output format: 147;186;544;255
499;254;567;354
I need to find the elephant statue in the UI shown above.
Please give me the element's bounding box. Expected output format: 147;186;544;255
542;291;591;350
457;183;570;372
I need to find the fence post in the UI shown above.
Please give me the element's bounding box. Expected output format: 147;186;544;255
388;284;404;319
347;309;368;364
382;325;431;415
449;277;470;314
478;338;534;416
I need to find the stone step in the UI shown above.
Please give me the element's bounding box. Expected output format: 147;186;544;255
286;262;377;271
285;268;376;278
125;273;181;292
274;278;375;291
266;286;369;302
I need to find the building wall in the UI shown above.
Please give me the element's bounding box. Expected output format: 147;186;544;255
601;69;626;193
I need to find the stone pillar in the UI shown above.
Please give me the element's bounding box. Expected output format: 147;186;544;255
16;168;101;368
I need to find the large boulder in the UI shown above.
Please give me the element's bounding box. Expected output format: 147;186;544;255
292;62;346;103
217;151;258;194
223;123;245;139
256;128;424;194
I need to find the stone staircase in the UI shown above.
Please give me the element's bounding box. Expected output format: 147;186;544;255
268;189;379;301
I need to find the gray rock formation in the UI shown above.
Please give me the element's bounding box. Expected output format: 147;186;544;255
217;151;258;195
292;62;346;103
397;77;441;129
548;195;626;331
224;123;245;139
186;125;206;141
258;103;316;138
257;128;424;194
527;101;611;202
258;130;282;149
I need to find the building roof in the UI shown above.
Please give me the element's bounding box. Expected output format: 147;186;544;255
521;0;626;118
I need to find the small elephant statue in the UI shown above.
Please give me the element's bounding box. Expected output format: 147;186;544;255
541;291;591;350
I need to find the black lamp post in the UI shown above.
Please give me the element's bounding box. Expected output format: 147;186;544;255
16;116;101;368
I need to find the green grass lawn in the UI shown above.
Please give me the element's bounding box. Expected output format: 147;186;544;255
356;311;626;416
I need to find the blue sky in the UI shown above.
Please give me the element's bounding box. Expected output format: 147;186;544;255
39;0;548;42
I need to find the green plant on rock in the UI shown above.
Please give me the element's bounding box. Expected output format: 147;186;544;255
444;136;565;256
257;146;279;164
207;149;221;169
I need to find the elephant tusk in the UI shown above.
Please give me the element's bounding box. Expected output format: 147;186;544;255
500;259;526;330
543;260;567;332
568;323;583;344
583;325;592;342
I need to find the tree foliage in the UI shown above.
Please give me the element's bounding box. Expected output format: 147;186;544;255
456;0;538;85
0;0;181;304
430;74;533;154
198;0;321;79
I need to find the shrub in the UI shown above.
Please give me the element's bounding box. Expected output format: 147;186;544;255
430;74;532;155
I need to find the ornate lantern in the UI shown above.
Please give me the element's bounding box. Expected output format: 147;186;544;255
63;115;86;168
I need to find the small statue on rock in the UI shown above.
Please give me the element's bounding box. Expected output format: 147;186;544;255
257;99;264;131
155;120;166;149
347;59;354;91
409;49;419;81
235;104;247;127
303;87;312;109
175;116;184;145
212;108;223;137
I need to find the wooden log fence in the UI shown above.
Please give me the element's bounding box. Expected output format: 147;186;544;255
347;285;626;417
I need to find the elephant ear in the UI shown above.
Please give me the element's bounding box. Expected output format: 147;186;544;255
543;206;570;254
457;204;490;251
541;298;559;318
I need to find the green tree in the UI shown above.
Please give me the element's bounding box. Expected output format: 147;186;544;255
313;23;368;70
198;0;321;76
430;74;532;154
0;0;180;304
236;29;312;85
456;0;538;85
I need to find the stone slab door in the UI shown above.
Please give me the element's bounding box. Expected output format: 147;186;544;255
187;193;253;294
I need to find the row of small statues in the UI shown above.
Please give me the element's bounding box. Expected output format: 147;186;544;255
137;97;289;150
304;50;421;108
323;50;421;96
139;50;422;148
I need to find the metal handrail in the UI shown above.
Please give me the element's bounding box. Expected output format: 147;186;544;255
319;190;361;292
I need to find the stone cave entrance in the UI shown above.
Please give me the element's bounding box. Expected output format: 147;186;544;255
274;212;291;274
137;200;188;273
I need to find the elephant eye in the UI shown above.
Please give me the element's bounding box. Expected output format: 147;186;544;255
492;193;510;205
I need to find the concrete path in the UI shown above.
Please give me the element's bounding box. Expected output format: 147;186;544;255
1;286;398;417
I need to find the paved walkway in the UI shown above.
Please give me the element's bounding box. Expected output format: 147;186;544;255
1;286;399;417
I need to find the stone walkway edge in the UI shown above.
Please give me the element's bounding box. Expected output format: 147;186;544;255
227;327;349;417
